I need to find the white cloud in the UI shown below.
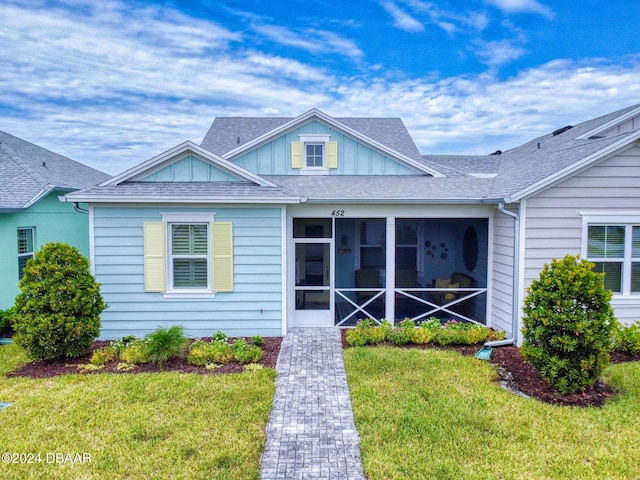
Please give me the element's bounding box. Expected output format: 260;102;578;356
473;39;527;70
485;0;554;18
1;0;639;177
379;0;425;32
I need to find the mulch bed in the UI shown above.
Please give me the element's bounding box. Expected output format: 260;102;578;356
6;332;640;408
7;337;282;378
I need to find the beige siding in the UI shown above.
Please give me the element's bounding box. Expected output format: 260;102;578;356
524;145;640;324
491;205;518;335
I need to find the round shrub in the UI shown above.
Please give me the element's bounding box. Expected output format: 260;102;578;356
521;255;616;394
12;243;107;360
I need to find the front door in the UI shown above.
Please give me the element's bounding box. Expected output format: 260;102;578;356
292;219;333;327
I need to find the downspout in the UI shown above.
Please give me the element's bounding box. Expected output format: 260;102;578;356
73;202;89;215
484;202;520;347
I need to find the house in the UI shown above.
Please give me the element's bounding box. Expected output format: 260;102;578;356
63;105;640;342
0;131;110;309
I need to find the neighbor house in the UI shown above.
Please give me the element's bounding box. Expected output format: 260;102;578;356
63;105;640;342
0;131;110;309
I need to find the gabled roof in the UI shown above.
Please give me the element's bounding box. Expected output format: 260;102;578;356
489;104;640;201
0;130;110;210
102;141;278;188
201;108;444;177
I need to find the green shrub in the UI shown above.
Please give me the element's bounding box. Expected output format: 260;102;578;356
345;319;390;346
119;339;150;365
251;335;264;347
521;255;615;394
145;325;189;370
90;346;117;366
187;339;234;366
12;243;107;360
434;320;493;345
110;335;137;355
411;324;435;344
212;331;228;342
231;338;263;364
387;318;415;345
613;320;640;355
0;307;16;335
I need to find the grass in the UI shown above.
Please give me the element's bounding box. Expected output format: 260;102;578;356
344;346;640;480
0;343;276;480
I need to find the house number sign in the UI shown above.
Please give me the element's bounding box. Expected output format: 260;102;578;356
331;210;345;216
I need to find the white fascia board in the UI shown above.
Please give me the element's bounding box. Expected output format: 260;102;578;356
510;133;640;202
222;108;445;177
102;141;277;188
60;194;303;204
577;106;640;140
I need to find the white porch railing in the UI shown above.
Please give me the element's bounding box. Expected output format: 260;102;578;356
334;287;487;326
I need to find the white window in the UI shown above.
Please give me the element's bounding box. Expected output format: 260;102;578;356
169;223;209;289
17;227;34;279
584;218;640;295
305;143;325;168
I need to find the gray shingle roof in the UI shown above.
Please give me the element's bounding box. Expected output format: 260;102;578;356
201;116;423;161
0;131;110;209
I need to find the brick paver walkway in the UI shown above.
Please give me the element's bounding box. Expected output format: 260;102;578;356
260;328;366;480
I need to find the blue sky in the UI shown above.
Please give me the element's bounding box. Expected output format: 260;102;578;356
1;0;640;174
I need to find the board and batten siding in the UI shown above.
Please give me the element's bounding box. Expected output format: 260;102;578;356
92;205;283;339
490;205;518;335
231;120;418;176
524;145;640;325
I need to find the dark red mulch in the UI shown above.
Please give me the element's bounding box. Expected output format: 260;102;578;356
340;329;640;408
7;337;282;379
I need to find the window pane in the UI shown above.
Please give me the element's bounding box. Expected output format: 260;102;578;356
17;228;33;254
396;220;418;244
173;259;207;288
632;262;640;293
172;224;207;254
588;225;625;258
592;262;622;293
396;247;417;269
633;226;640;257
305;143;323;167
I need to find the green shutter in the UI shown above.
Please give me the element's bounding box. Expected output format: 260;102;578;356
212;222;234;292
327;141;338;169
144;222;166;292
291;141;303;169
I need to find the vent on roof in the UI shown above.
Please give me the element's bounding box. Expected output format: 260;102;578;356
489;150;502;156
552;125;573;136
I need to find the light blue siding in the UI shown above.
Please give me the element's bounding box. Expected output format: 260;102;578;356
231;120;419;176
139;155;244;182
93;205;283;339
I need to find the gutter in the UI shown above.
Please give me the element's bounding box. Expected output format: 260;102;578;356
484;202;520;348
73;202;89;214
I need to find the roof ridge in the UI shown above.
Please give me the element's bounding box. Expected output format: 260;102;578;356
0;141;43;187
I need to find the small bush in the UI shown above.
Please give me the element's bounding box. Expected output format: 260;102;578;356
251;335;264;347
345;319;390;346
90;346;117;366
212;331;228;342
613;320;640;355
187;339;234;366
119;339;150;365
231;338;263;364
0;307;16;335
12;243;107;360
145;325;189;369
411;324;435;344
387;318;415;345
521;255;615;394
434;320;492;345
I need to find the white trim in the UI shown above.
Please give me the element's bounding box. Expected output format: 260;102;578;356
577;106;640;140
160;212;216;223
102;141;278;188
516;199;527;345
89;205;96;276
280;206;288;336
63;194;302;204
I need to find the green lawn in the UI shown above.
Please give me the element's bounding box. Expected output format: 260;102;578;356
344;346;640;480
0;344;275;480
